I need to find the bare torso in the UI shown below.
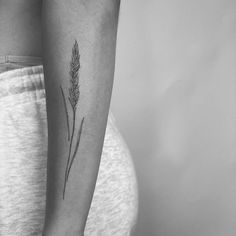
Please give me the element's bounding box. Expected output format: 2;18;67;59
0;0;42;56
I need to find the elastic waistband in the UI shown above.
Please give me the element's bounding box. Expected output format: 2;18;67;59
0;55;43;65
0;65;45;103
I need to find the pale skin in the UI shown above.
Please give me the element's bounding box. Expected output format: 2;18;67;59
0;0;120;235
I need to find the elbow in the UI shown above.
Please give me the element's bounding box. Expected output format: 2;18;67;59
84;0;120;11
83;0;120;24
79;0;120;38
97;0;121;33
105;0;121;12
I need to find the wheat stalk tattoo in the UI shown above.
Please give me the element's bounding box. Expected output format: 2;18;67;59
62;40;85;199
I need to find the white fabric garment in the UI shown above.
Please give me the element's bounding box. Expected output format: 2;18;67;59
0;65;138;236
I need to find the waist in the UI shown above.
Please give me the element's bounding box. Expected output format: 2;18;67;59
0;55;43;73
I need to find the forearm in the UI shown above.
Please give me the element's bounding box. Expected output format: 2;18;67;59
41;0;120;235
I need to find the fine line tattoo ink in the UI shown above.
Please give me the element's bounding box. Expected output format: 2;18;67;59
61;40;85;199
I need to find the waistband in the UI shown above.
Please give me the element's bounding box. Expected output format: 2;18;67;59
0;65;45;103
0;55;43;73
0;55;43;65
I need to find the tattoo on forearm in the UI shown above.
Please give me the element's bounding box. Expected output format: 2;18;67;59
61;40;85;200
60;86;70;141
67;117;85;181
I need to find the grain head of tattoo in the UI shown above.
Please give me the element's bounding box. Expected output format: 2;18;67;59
61;40;85;200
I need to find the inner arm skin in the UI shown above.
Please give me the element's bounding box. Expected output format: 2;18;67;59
41;0;120;235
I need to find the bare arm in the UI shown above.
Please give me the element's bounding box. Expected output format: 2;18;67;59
41;0;120;235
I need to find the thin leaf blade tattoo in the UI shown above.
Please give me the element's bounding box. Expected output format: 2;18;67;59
66;116;85;181
60;86;70;141
62;40;85;200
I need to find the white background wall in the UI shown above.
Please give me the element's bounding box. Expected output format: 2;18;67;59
111;0;236;235
112;0;236;236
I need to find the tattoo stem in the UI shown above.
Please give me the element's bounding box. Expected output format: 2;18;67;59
66;117;85;182
60;86;70;141
63;108;76;199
